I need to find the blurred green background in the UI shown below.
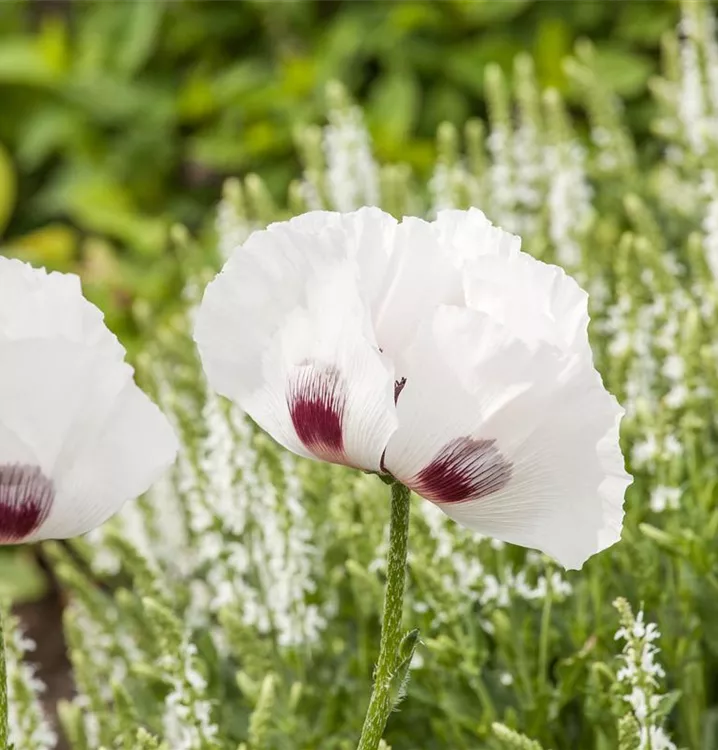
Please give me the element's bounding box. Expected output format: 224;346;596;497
0;0;679;346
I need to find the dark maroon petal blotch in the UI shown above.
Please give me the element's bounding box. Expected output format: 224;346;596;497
412;436;512;504
0;464;54;543
288;362;348;464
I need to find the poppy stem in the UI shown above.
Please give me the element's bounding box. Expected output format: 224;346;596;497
0;607;8;750
356;482;412;750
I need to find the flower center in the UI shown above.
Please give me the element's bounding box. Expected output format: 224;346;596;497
0;464;54;544
394;377;407;403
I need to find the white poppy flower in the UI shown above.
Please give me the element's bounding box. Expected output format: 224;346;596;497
0;258;178;544
195;207;631;569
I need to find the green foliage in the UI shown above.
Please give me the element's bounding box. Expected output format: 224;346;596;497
3;606;55;749
0;0;679;348
7;2;718;749
0;550;47;603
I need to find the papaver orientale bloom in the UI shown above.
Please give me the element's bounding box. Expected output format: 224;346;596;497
0;258;178;544
195;208;631;569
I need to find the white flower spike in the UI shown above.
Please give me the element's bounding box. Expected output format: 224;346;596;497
0;258;178;544
195;207;632;569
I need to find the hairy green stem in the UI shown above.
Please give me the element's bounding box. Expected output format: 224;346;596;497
0;607;9;749
357;482;411;750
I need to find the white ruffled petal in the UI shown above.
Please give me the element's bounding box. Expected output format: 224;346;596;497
0;424;35;467
0;257;123;358
195;223;397;471
373;216;464;357
33;380;179;541
432;209;590;353
275;207;396;312
384;305;630;569
464;248;591;354
432;208;521;268
0;339;128;472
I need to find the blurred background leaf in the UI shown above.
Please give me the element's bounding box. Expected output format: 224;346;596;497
0;0;680;345
0;142;17;235
0;549;48;603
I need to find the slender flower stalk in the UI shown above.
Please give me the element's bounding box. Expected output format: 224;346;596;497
0;609;8;750
357;482;412;750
